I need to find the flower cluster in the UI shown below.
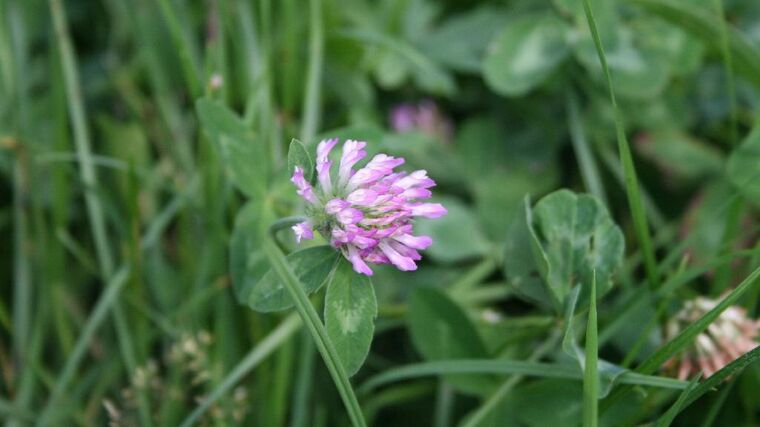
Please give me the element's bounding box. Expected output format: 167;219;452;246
664;296;760;380
389;100;453;143
290;138;446;276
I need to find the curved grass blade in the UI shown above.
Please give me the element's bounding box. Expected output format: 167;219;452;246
602;266;760;412
358;359;688;394
682;346;760;408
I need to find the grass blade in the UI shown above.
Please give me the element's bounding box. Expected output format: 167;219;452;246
300;0;323;144
155;0;201;98
581;0;659;289
49;0;113;278
656;375;701;427
639;266;760;375
567;91;607;206
358;359;688;394
262;238;367;427
180;314;302;427
583;273;598;427
682;346;760;408
37;266;131;425
460;330;562;427
602;266;760;412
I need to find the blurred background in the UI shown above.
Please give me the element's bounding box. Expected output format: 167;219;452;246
1;0;759;425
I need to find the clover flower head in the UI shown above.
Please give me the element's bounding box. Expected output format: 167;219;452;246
389;100;454;143
290;138;447;276
664;296;760;380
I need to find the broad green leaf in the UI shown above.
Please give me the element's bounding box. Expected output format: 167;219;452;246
455;118;509;178
380;132;464;187
196;99;267;198
483;14;570;96
415;197;490;263
727;126;760;206
529;190;624;309
630;0;760;90
407;287;496;395
503;198;554;310
324;259;377;377
230;201;274;304
340;29;456;95
372;49;409;89
636;130;723;181
573;24;670;99
474;169;554;240
420;7;510;73
249;246;339;312
287;138;314;182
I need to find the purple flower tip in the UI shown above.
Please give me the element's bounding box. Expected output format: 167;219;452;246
289;138;446;275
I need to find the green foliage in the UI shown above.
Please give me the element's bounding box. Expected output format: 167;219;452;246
287;138;315;182
249;246;339;313
727;125;760;205
230;201;274;304
196;99;268;198
4;0;760;425
529;190;624;310
483;14;570;96
324;259;377;376
415;197;490;263
407;288;496;395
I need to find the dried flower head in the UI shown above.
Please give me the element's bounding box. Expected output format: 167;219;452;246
291;138;446;276
664;296;760;380
107;330;248;426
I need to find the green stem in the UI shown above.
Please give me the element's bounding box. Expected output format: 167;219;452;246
262;238;367;427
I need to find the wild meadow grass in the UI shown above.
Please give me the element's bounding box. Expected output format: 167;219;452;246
1;0;759;426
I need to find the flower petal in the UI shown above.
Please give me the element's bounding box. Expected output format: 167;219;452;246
410;203;447;218
379;241;417;271
347;246;373;276
338;140;367;186
292;221;314;243
290;166;318;204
